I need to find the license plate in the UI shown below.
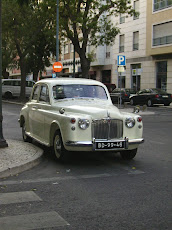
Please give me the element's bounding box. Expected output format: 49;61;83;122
96;141;124;150
162;95;168;98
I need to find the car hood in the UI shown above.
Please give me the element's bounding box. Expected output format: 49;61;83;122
54;99;122;119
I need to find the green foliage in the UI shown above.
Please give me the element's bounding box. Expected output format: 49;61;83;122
59;0;136;77
59;0;136;48
2;0;56;77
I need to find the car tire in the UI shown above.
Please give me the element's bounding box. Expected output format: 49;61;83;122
53;130;66;161
4;91;13;99
22;121;32;143
120;149;137;160
130;98;135;106
147;99;152;107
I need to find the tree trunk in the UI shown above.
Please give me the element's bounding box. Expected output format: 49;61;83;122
19;56;26;100
2;69;9;79
33;70;39;82
80;53;90;78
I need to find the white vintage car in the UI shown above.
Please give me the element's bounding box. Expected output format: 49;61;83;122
19;78;144;160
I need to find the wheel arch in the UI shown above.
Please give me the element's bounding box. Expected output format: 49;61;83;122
49;121;61;147
19;115;25;127
4;91;13;98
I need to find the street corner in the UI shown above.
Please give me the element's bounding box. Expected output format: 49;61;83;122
0;139;44;179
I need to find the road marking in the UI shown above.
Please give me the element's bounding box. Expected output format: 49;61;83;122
0;171;145;186
149;140;165;145
0;191;42;205
128;170;145;175
0;173;111;185
0;211;69;230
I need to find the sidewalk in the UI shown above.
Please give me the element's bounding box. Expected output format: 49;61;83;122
0;139;43;179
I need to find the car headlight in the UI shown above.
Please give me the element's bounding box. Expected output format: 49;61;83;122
125;117;135;128
78;119;90;130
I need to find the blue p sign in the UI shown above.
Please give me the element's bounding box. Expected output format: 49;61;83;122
117;55;126;66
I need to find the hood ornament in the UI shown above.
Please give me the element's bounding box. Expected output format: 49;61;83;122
107;111;110;118
106;111;111;123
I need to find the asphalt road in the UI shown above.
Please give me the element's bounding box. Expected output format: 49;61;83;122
1;102;172;230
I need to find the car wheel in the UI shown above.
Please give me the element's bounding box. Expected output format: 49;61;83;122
147;99;152;107
130;98;135;106
22;121;32;142
53;131;66;160
120;149;137;160
4;91;13;99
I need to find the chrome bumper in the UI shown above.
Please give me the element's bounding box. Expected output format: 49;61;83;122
65;138;144;151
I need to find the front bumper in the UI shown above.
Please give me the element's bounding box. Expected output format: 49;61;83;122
65;137;144;151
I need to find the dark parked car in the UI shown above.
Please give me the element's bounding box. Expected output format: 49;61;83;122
130;88;172;107
110;88;136;104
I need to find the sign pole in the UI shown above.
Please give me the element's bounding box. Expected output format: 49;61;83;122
120;71;122;108
56;0;59;77
0;0;8;148
117;55;126;109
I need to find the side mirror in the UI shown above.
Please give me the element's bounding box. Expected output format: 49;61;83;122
133;106;140;113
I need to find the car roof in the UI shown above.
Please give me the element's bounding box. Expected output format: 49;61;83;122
37;78;105;87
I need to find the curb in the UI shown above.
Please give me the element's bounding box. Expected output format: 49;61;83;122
2;100;26;106
0;143;43;179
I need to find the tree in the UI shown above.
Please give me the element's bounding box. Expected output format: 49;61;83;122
59;0;137;78
25;1;56;81
2;0;56;99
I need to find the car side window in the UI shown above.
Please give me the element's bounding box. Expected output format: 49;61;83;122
3;81;12;86
13;81;20;86
39;85;50;103
32;85;39;101
139;90;146;94
26;81;34;87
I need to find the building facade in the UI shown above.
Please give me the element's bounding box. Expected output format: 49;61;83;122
146;0;172;93
59;0;172;93
8;1;172;93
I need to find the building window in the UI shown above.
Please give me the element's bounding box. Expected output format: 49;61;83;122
70;43;74;53
102;70;111;84
156;61;167;91
119;35;124;53
118;76;126;88
153;21;172;46
131;64;141;91
120;14;125;24
133;31;139;50
154;0;172;12
64;44;69;54
106;46;110;58
134;0;139;20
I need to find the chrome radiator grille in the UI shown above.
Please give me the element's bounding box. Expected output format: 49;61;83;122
92;119;123;140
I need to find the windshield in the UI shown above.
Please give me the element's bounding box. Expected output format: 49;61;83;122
53;84;108;100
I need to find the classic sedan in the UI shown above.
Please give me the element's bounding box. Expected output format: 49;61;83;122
130;88;172;107
19;78;144;161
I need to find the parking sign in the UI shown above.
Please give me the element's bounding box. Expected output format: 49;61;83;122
117;55;126;66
